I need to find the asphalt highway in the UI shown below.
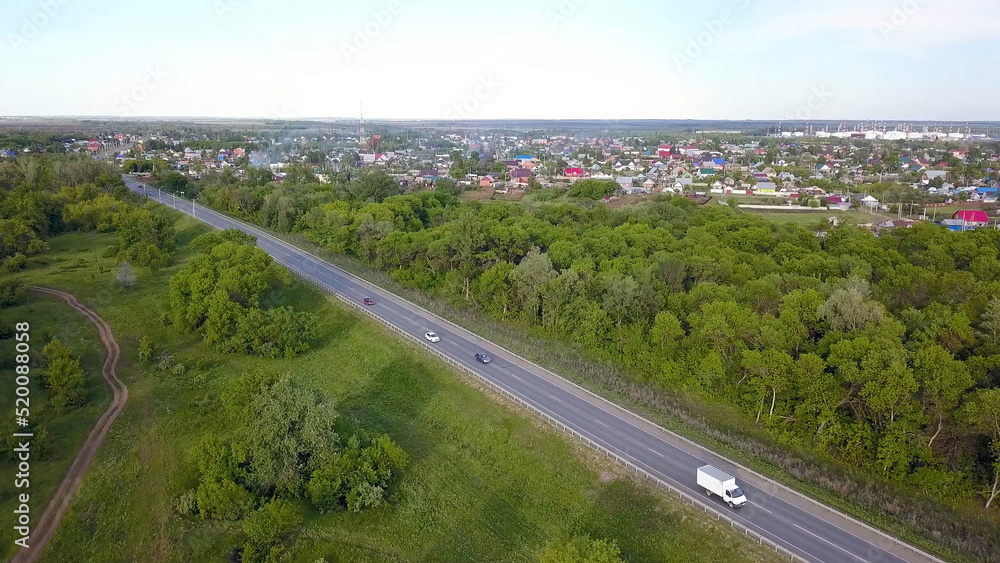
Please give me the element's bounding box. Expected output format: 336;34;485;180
125;176;939;563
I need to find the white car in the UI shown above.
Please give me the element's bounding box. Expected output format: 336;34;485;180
424;332;441;343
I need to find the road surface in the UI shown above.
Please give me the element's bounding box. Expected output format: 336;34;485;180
125;176;942;563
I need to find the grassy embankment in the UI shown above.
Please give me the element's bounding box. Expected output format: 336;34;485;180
0;208;782;562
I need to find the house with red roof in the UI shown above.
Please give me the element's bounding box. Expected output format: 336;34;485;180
658;145;673;158
565;167;587;178
953;210;989;225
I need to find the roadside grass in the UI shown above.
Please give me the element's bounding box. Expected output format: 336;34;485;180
6;212;783;562
0;281;112;561
258;221;998;563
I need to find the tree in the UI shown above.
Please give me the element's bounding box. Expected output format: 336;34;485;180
195;479;254;521
0;278;27;307
978;298;1000;354
41;340;87;411
435;177;460;196
105;207;175;270
245;166;274;187
740;349;794;423
156;170;189;192
116;262;136;291
0;218;47;259
601;273;644;326
169;234;315;357
962;388;1000;508
238;375;340;497
567;179;618;200
241;499;303;563
817;277;883;332
308;433;407;513
348;169;401;203
827;331;918;430
913;344;973;447
649;310;684;356
475;261;515;319
511;250;556;321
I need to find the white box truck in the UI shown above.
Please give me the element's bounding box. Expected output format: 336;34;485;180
697;465;747;508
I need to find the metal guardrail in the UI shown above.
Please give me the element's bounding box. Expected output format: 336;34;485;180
129;180;941;563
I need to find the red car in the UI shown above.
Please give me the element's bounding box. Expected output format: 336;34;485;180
363;297;375;306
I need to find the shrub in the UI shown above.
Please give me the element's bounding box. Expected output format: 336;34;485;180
3;253;27;272
138;335;155;363
156;354;175;371
241;499;302;563
42;340;87;411
176;489;199;516
0;278;28;307
195;479;254;521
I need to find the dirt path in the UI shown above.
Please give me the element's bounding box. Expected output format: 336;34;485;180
12;287;129;563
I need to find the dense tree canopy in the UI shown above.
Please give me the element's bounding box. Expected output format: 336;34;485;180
188;372;407;552
169;230;317;358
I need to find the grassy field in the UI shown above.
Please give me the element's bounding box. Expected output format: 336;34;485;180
0;211;784;562
747;209;893;226
0;291;112;561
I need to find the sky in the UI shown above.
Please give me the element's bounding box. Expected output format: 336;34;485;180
0;0;997;120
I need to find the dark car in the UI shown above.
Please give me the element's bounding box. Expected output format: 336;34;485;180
363;297;375;306
475;353;492;364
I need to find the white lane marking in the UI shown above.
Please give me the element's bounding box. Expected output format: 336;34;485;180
752;502;773;515
594;419;610;428
793;524;866;562
509;373;523;382
549;394;563;403
649;447;665;458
